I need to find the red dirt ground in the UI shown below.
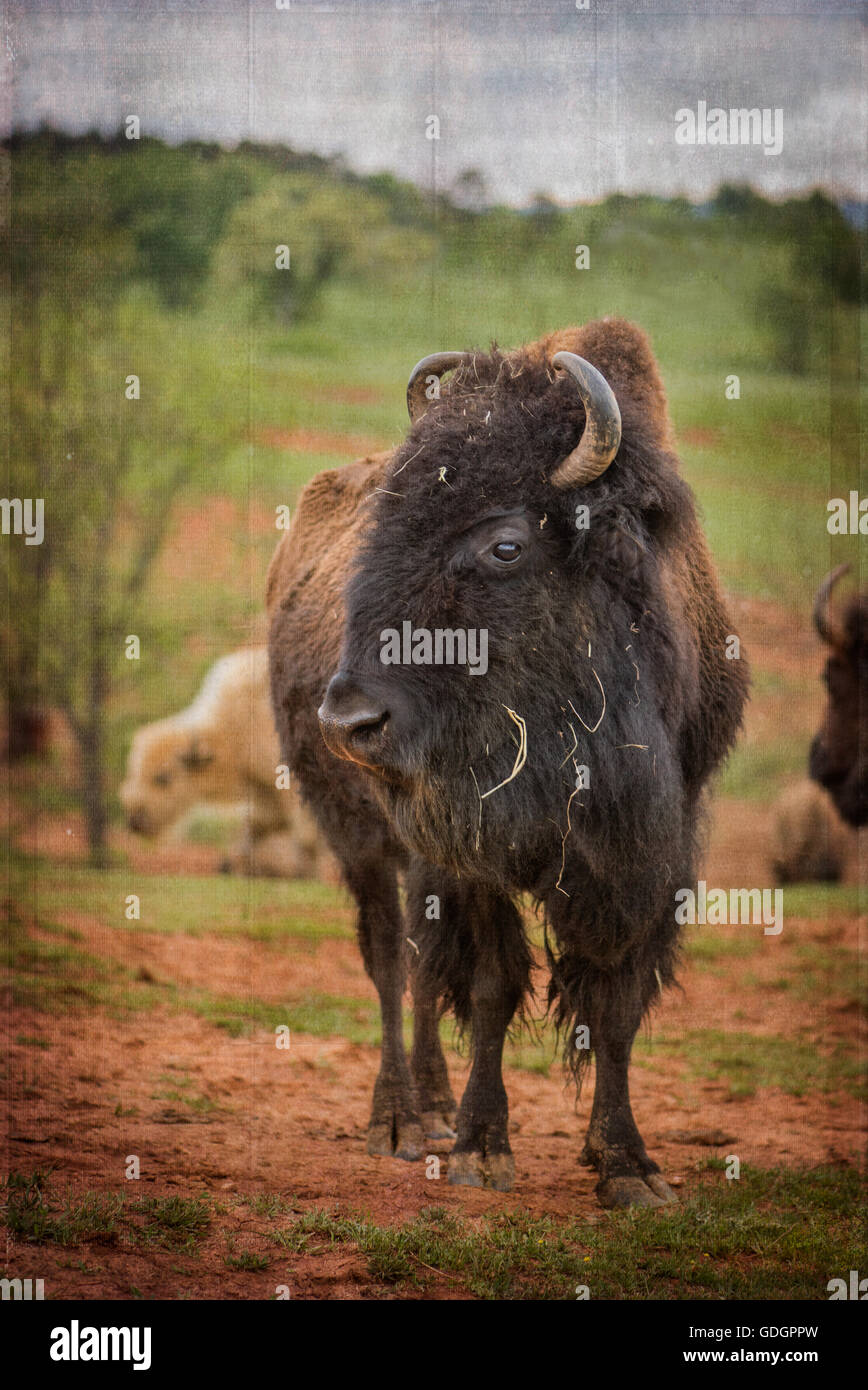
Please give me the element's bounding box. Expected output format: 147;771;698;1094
2;892;864;1299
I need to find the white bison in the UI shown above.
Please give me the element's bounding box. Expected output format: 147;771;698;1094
769;780;853;885
120;648;328;878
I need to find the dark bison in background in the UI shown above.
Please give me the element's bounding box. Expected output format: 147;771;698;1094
810;563;868;828
267;318;748;1208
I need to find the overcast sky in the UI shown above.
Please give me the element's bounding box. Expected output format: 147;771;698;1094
3;1;865;204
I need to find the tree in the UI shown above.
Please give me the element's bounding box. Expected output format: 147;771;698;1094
450;168;489;214
212;172;434;324
3;140;134;768
3;139;234;863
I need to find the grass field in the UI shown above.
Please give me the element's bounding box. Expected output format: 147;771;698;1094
4;168;866;1299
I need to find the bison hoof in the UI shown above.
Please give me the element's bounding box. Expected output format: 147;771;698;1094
447;1151;484;1188
422;1109;458;1141
486;1152;516;1191
596;1174;678;1209
367;1119;424;1162
448;1150;515;1192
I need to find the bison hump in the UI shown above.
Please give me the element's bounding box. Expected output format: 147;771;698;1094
265;452;392;616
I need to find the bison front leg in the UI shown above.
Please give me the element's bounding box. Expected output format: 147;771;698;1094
577;954;677;1210
447;889;531;1192
344;860;424;1162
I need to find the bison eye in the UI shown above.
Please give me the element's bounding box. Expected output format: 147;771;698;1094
491;540;522;563
152;771;172;787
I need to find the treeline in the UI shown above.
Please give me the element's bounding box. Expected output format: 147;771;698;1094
6;125;864;321
2;127;864;862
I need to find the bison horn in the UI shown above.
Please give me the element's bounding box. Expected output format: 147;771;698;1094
406;352;474;422
551;351;622;488
813;562;850;646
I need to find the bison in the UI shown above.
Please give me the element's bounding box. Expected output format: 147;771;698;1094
120;648;329;879
809;563;868;827
770;780;850;885
267;318;748;1207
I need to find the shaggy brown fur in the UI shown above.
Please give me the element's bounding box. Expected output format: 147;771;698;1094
810;573;868;827
267;318;748;1205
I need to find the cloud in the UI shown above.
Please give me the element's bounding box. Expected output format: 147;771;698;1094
6;1;864;202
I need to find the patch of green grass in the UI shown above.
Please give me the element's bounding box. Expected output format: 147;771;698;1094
747;668;805;698
637;1029;865;1099
2;1172;212;1253
14;1033;50;1049
267;1164;866;1299
2;1169;57;1242
271;1209;339;1254
10;857;354;944
46;1194;126;1247
787;942;867;1014
131;1196;212;1251
2;893;379;1047
182;809;241;848
3;1172;124;1246
224;1251;270;1271
5;1164;864;1298
2;904;170;1019
1;905;134;1015
151;1071;221;1114
188;988;381;1044
153;1088;220;1114
716;738;810;801
504;1039;557;1075
684;924;764;966
56;1257;105;1274
781;883;864;920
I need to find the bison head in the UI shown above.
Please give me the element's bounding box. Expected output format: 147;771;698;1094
318;322;698;892
119;724;216;837
809;563;868;827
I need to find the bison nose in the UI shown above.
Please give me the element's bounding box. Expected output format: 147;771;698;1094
318;672;389;765
809;733;837;788
126;808;152;836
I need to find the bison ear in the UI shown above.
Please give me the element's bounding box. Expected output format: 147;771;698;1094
179;739;215;772
546;318;674;451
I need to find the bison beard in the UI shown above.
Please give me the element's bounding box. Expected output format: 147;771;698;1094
267;317;748;1207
